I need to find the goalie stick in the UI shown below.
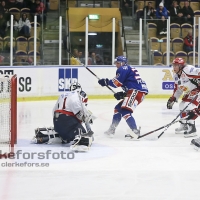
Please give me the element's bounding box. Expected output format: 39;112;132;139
138;94;198;139
66;49;116;94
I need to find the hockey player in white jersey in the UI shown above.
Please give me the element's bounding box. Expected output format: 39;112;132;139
167;57;200;138
31;82;94;152
185;107;200;149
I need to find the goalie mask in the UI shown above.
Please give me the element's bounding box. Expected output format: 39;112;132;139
70;82;82;92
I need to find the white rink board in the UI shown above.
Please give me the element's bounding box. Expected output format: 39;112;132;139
0;66;174;97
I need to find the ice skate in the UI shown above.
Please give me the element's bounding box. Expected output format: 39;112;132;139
175;121;188;134
104;125;116;138
191;137;200;151
184;123;197;138
125;127;141;140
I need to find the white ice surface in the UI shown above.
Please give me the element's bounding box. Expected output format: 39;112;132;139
1;99;200;200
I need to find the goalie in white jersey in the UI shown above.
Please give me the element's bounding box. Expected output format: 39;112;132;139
167;58;200;138
31;82;94;152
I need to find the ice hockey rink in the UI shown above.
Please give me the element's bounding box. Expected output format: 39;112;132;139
1;98;200;200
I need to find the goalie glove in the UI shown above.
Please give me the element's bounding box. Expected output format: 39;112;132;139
76;110;85;122
186;108;200;120
114;92;126;100
167;96;176;109
75;110;93;124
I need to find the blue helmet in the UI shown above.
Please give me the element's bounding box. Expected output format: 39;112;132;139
115;56;127;64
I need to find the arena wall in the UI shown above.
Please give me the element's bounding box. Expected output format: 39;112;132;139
0;65;174;101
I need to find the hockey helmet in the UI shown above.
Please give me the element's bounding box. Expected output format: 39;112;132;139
172;58;185;68
114;56;127;64
69;82;82;92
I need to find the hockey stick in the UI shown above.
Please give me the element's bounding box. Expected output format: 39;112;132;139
138;94;198;139
66;49;116;94
138;118;186;139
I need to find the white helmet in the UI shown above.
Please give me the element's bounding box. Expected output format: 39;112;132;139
69;82;82;92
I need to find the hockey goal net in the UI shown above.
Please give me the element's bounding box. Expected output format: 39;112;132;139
0;74;17;158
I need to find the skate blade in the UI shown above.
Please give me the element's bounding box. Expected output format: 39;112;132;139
125;134;139;141
184;132;197;138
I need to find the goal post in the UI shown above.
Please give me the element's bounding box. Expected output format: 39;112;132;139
0;74;17;158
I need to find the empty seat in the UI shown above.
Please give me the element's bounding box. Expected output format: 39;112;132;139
9;8;21;21
181;23;192;38
149;37;160;51
188;51;198;65
28;37;40;51
172;37;184;53
30;22;41;37
3;36;15;49
15;50;28;64
67;0;76;7
49;0;59;10
194;10;200;24
153;51;163;64
160;37;172;52
170;23;181;39
145;1;156;8
16;36;28;51
147;23;157;39
137;1;145;9
28;50;40;64
180;1;184;8
190;1;199;11
175;51;188;62
163;51;175;65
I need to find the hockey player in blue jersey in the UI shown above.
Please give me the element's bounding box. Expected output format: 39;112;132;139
98;56;148;139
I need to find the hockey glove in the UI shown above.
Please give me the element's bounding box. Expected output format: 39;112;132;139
98;78;109;87
114;92;126;100
167;96;176;109
76;110;85;122
186;108;200;120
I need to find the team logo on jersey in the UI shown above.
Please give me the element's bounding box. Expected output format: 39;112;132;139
190;68;194;72
58;68;78;91
162;69;174;90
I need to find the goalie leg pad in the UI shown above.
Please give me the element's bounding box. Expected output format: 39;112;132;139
191;137;200;150
70;130;93;152
31;128;62;144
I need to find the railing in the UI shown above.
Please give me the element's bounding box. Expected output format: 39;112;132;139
145;16;200;67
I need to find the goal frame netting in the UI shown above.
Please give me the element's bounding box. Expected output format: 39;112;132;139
0;74;17;158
